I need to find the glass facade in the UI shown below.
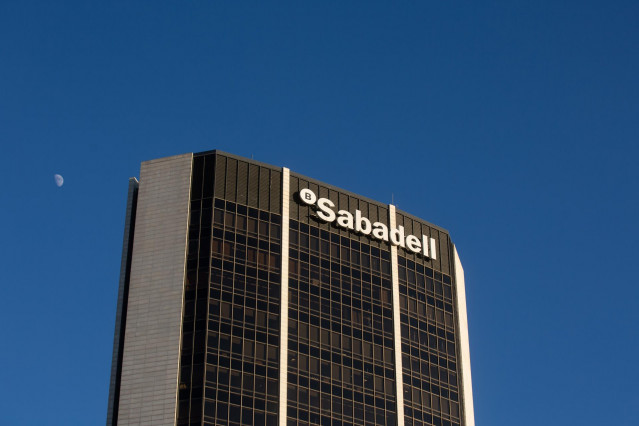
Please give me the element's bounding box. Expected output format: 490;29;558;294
109;151;473;426
398;254;461;426
178;153;283;426
287;220;397;425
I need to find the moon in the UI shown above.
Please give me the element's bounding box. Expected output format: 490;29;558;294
54;174;64;187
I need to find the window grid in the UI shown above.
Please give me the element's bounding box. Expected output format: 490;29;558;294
286;219;397;426
204;199;281;425
398;254;461;426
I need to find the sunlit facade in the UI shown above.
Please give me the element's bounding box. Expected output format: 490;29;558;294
107;151;474;426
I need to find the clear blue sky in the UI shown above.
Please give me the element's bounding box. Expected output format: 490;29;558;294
1;1;637;424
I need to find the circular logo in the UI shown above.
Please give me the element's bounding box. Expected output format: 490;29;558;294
299;188;317;205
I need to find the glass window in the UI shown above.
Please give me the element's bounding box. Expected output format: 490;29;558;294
259;221;269;237
270;223;280;239
248;218;258;234
267;345;278;362
310;357;319;375
299;323;308;340
321;329;330;346
225;212;235;228
236;215;247;231
310;390;319;406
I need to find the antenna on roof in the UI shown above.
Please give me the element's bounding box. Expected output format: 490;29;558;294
391;193;394;205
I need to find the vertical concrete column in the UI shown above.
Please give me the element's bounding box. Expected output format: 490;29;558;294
453;246;475;426
116;153;193;426
389;205;405;426
278;167;291;426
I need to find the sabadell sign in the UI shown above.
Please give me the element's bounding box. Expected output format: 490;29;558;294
297;188;436;260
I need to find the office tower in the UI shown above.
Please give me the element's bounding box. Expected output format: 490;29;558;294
107;151;474;426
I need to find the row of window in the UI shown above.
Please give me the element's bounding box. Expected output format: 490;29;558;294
291;264;391;288
286;406;394;426
291;316;393;347
400;295;455;331
403;360;459;389
204;400;277;426
288;351;395;380
208;330;278;358
292;233;392;268
400;269;454;302
404;397;460;422
291;287;393;316
211;275;280;308
292;295;393;334
399;276;453;308
402;316;456;343
215;292;278;319
397;254;446;280
206;365;278;396
290;219;387;250
401;325;457;356
214;209;282;240
293;234;387;260
214;198;282;223
287;393;396;423
403;345;457;370
290;269;393;303
287;359;395;398
214;227;281;250
213;240;281;269
289;328;393;368
404;409;460;426
290;271;393;316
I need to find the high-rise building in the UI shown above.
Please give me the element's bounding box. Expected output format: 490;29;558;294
107;151;474;426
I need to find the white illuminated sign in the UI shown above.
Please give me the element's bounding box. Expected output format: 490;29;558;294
298;188;437;260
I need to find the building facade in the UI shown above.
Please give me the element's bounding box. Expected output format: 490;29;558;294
107;151;474;426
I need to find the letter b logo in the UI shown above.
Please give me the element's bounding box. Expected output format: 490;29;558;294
299;189;317;206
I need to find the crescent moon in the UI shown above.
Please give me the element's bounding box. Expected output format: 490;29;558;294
54;174;64;187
